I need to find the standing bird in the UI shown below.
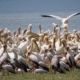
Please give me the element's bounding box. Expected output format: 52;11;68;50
17;54;29;72
41;12;80;30
0;44;10;66
1;63;16;75
50;54;60;74
65;46;75;71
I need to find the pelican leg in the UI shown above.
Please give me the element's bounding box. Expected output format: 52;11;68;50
51;65;57;74
54;68;57;74
29;67;35;73
70;66;74;71
49;65;52;73
6;70;9;75
1;69;5;76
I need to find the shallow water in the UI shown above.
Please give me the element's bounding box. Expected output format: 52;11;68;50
0;12;80;34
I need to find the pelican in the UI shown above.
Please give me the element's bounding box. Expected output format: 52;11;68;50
38;61;49;72
33;68;48;74
31;38;40;53
26;51;40;70
17;54;29;72
0;47;4;57
74;53;80;62
65;46;76;71
17;27;21;35
0;44;10;66
56;38;67;55
50;54;60;74
18;40;28;57
26;50;48;72
59;60;70;72
41;12;80;29
52;23;58;33
27;24;32;32
1;63;16;75
38;23;42;33
26;30;40;40
8;46;30;72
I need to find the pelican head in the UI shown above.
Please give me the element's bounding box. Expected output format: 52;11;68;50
0;29;3;35
38;23;42;33
17;27;21;35
28;24;32;32
61;39;67;48
31;38;40;52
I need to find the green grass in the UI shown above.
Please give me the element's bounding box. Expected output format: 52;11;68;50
0;69;80;80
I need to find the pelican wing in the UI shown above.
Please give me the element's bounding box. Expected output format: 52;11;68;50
67;12;80;20
41;14;62;20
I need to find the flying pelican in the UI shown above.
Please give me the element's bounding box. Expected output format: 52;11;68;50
41;12;80;29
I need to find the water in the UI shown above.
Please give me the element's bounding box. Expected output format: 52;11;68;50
0;12;80;34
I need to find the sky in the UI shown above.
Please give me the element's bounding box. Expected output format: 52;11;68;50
0;0;80;13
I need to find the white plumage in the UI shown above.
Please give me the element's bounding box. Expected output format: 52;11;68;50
41;12;80;28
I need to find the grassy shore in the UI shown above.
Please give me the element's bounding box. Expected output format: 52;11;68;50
0;69;80;80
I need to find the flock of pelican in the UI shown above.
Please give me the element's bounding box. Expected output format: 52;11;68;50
0;12;80;75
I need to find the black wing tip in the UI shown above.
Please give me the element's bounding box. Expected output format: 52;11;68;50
77;12;80;15
41;15;49;17
74;12;80;15
41;15;52;18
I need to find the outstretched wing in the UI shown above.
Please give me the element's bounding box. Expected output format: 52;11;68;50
67;12;80;20
41;14;62;20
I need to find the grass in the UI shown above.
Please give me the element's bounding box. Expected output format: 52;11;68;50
0;69;80;80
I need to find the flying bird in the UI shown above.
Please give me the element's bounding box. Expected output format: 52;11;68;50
41;12;80;28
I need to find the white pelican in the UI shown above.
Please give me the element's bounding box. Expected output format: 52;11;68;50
27;24;32;32
0;44;10;66
74;53;80;62
59;60;70;72
38;61;49;72
26;52;40;69
65;46;75;71
17;54;29;72
1;63;16;75
26;50;48;72
78;43;80;53
31;38;40;53
17;27;21;35
18;40;28;57
33;68;48;74
0;47;4;57
56;38;67;55
38;23;42;33
50;54;60;74
41;12;80;28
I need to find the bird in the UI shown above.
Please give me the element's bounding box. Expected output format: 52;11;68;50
1;63;16;75
59;60;70;73
17;54;29;72
38;61;49;72
0;44;10;66
50;54;60;74
32;68;48;74
65;46;76;71
41;12;80;30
